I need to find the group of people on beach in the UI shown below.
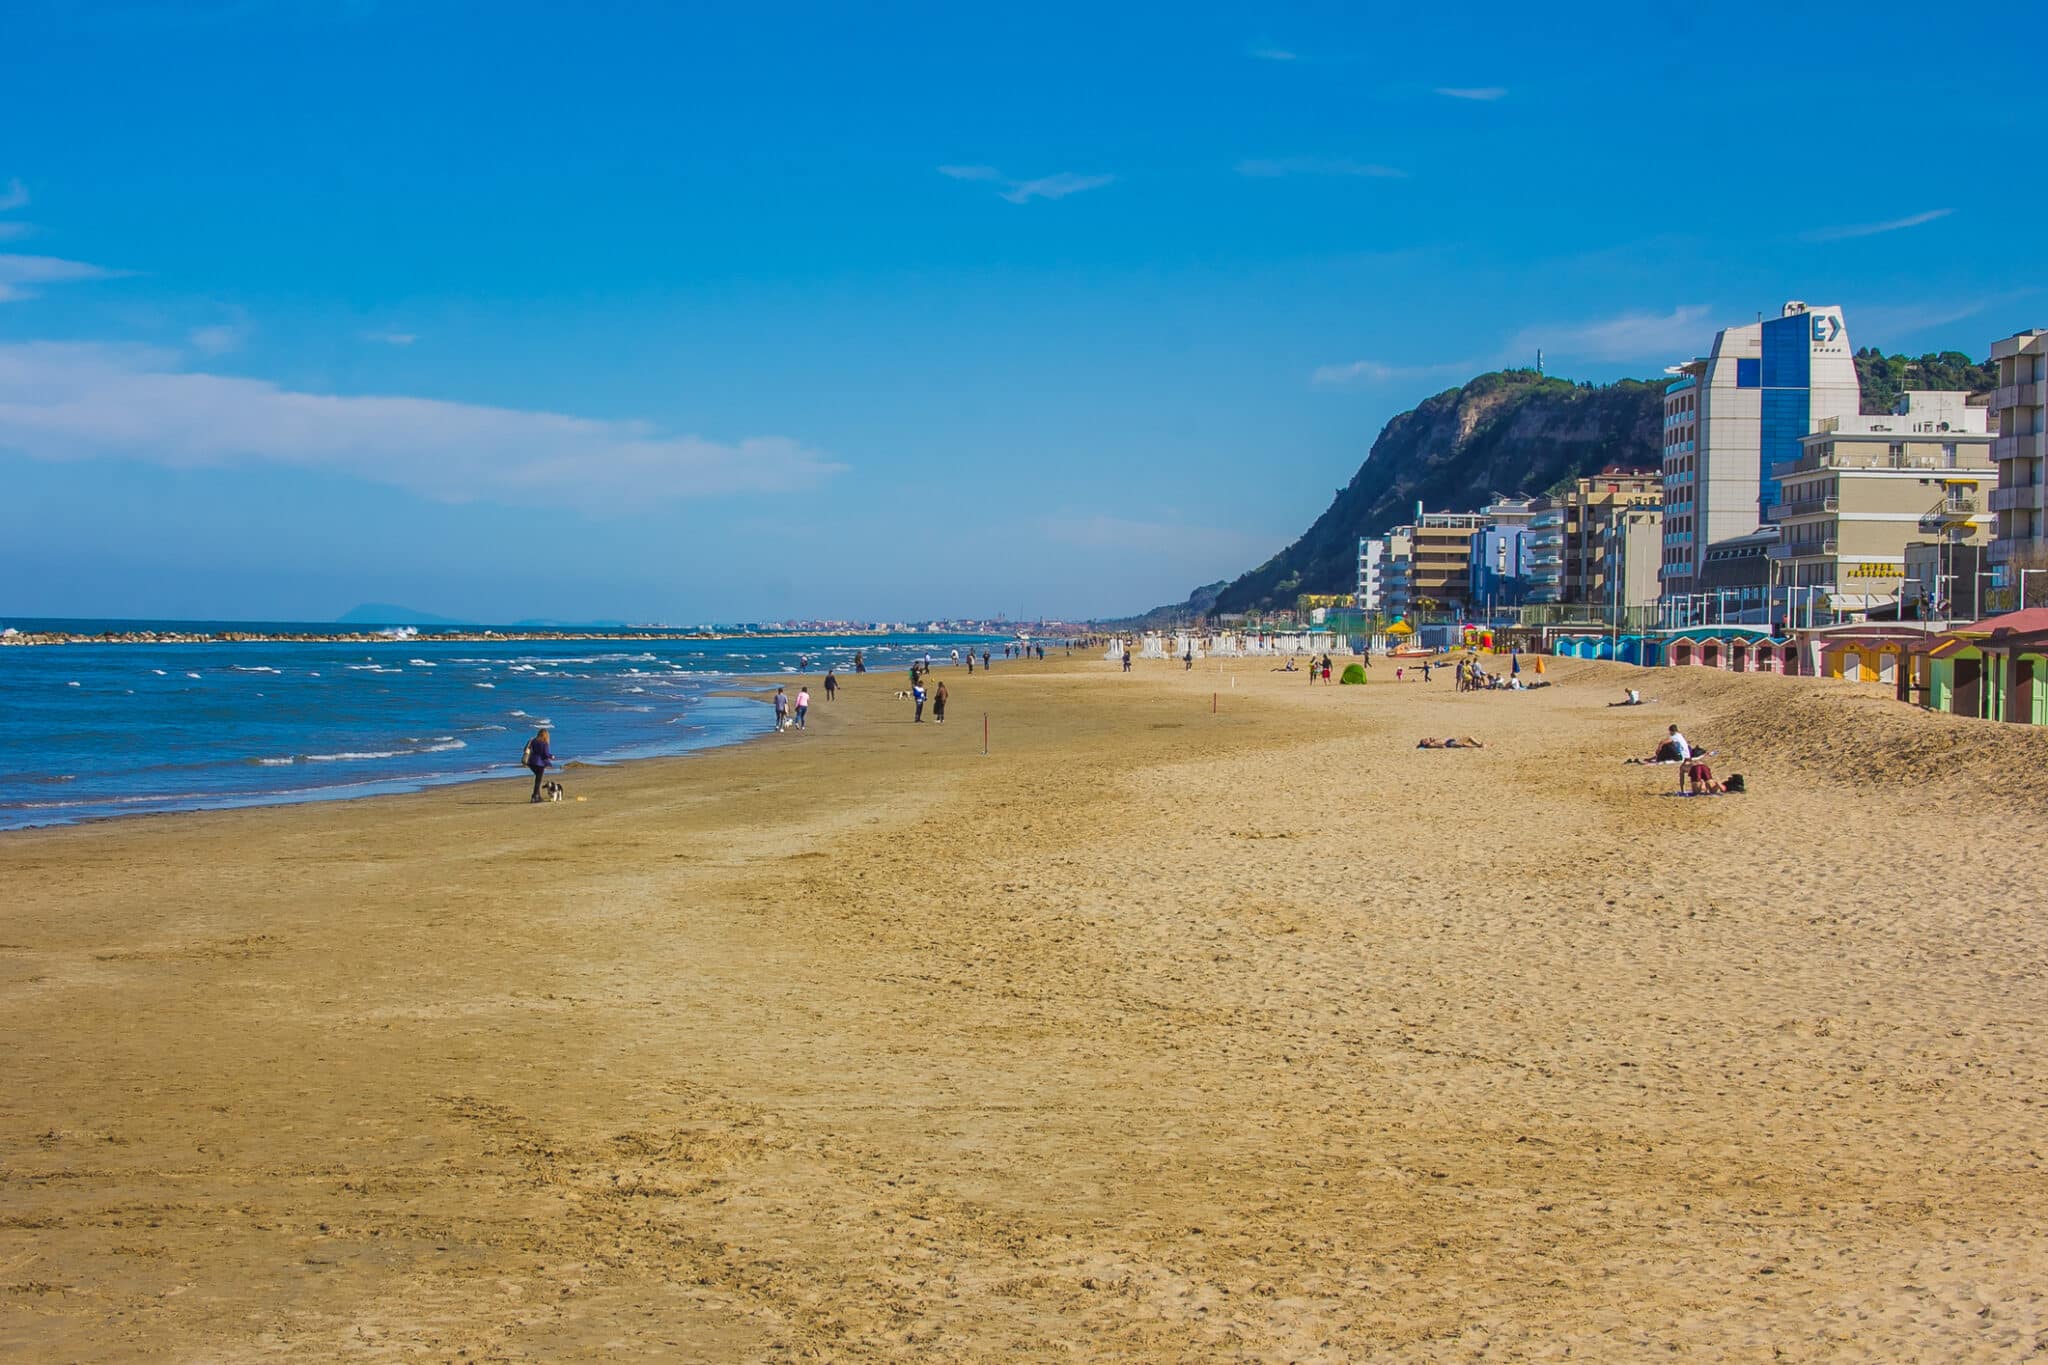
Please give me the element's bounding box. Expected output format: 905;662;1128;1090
907;659;948;723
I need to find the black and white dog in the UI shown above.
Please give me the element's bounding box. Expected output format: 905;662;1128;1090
542;780;566;803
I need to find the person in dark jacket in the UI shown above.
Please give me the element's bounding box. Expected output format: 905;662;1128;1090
521;727;554;802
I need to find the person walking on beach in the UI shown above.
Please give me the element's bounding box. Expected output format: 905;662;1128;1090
966;652;974;674
983;650;991;669
934;680;948;724
1122;645;1132;672
521;726;554;803
795;686;810;730
773;686;790;731
912;680;927;722
824;668;838;700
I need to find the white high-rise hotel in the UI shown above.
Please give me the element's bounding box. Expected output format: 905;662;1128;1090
1659;302;1861;596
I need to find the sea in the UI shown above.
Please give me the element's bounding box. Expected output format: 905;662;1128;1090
0;620;1009;831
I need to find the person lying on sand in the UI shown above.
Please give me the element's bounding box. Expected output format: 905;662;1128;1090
1671;766;1744;795
1416;736;1485;749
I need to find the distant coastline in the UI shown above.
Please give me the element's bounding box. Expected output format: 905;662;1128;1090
2;626;1019;648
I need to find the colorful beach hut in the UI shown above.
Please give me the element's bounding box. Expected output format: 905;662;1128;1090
1920;609;2048;725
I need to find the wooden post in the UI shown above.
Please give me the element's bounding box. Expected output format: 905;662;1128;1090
983;713;989;756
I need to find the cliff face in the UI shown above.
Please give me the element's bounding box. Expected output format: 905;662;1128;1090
1211;371;1666;614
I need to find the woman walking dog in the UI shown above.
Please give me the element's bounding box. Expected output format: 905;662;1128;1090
521;727;554;803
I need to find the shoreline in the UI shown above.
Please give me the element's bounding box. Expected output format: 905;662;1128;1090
1;628;1027;648
6;654;2046;1358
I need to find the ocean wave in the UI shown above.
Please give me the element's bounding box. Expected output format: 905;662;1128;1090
474;682;495;688
270;738;471;765
185;672;201;679
408;659;436;667
230;665;282;674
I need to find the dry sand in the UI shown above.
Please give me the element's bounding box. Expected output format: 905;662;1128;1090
4;654;2047;1361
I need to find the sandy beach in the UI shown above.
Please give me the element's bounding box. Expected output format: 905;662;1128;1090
5;654;2047;1361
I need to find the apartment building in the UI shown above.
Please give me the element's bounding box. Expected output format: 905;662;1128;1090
1767;391;1994;611
1378;514;1484;616
1468;497;1540;610
1660;301;1861;597
1409;512;1486;612
1989;329;2048;596
1525;469;1662;605
1599;504;1665;611
1355;532;1407;612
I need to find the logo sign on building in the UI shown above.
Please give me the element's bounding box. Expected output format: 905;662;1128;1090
1846;561;1902;580
1808;309;1848;356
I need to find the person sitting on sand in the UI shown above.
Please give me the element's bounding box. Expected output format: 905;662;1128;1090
1608;688;1643;707
1641;724;1690;763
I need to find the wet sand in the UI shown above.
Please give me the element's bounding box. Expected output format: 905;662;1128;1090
5;655;2047;1360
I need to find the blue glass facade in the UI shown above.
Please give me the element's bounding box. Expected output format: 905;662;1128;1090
1756;314;1815;514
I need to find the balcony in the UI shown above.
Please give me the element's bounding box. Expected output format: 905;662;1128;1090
1767;495;1838;522
1919;497;1979;533
1994;381;2045;413
1768;538;1836;561
1990;483;2045;513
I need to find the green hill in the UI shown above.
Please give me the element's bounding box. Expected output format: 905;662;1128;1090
1209;371;1665;615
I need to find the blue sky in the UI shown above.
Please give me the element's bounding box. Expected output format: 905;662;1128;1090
3;1;2038;623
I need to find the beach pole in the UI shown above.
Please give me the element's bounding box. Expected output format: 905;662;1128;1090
983;713;989;756
1212;691;1217;714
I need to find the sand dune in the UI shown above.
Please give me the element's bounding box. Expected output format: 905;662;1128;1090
3;656;2045;1360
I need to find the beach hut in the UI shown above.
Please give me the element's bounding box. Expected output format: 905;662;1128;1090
1923;609;2048;725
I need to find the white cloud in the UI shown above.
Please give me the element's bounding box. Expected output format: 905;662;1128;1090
1311;358;1474;388
939;165;1114;204
360;330;417;346
1507;305;1715;365
1236;156;1405;180
0;341;846;512
1249;46;1298;61
0;179;27;212
188;320;253;355
0;253;119;303
1435;86;1507;101
998;172;1113;204
1801;208;1953;242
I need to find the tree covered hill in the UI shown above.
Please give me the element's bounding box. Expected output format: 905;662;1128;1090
1208;371;1665;615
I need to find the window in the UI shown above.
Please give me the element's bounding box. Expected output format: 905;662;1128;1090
1736;358;1761;389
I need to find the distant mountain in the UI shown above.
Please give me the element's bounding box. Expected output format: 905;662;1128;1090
1208;370;1666;615
1095;581;1228;631
335;603;469;626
